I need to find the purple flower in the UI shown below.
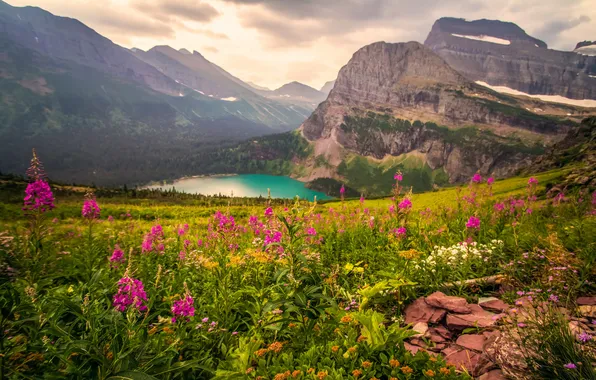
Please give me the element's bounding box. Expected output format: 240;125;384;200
548;294;559;303
394;173;403;181
151;224;163;237
141;235;153;253
202;317;209;323
264;207;273;217
82;197;100;219
528;177;538;185
113;277;147;312
171;294;195;323
395;227;407;237
23;180;55;213
109;245;125;263
487;177;494;185
578;332;592;343
398;198;412;210
517;323;526;328
466;216;481;229
472;173;482;183
339;185;345;195
564;363;577;369
306;227;317;236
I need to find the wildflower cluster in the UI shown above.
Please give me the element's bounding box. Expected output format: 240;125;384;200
113;277;148;312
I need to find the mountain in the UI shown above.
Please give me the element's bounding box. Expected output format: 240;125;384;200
247;81;271;91
248;81;327;109
424;17;596;100
320;80;335;95
574;41;596;56
294;41;591;194
0;0;313;185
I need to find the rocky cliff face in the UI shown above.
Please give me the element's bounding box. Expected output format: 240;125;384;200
424;18;596;100
300;41;580;185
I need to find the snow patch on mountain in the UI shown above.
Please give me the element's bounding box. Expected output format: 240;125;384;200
476;81;596;108
451;34;511;45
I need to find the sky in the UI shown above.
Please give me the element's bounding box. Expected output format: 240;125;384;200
7;0;596;90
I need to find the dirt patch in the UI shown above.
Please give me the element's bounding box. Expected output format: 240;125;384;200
18;76;53;95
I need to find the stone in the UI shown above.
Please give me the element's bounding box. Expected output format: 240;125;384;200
446;305;497;329
443;347;481;373
404;297;445;324
429;309;447;324
478;369;507;380
412;322;429;336
479;297;510;313
474;353;498;376
456;334;486;352
428;327;449;343
404;342;425;355
425;292;471;314
578;305;596;318
577;297;596;306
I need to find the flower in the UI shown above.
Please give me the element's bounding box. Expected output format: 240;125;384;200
264;207;273;217
548;294;559;303
564;363;577;369
23;180;55;213
82;196;100;219
171;294;195;323
394;173;403;181
395;227;407;237
472;173;482;183
528;177;538;185
306;227;317;236
578;332;592;343
109;245;125;263
113;277;147;312
487;177;494;185
398;198;412;210
466;216;481;229
340;185;345;195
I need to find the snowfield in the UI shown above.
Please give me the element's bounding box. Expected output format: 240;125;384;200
475;81;596;108
451;34;511;45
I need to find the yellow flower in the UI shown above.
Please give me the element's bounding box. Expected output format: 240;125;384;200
439;367;450;375
67;285;74;294
389;359;400;368
352;369;362;377
424;369;435;377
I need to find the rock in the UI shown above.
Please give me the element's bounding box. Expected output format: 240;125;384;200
412;322;429;336
425;292;471;314
404;342;425;355
479;298;510;313
577;297;596;306
456;334;486;352
446;305;497;329
404;297;446;324
474;353;498;376
428;326;450;343
478;369;507;380
578;305;596;318
443;347;481;373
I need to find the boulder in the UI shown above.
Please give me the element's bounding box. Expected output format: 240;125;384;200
446;305;497;329
478;369;507;380
456;334;486;352
425;292;472;314
443;347;481;373
578;305;596;318
404;297;446;324
404;341;425;355
577;297;596;306
412;322;429;336
479;297;510;313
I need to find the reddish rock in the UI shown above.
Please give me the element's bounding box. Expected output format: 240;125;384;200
474;353;498;376
433;325;453;339
404;297;445;324
428;327;448;343
479;298;510;313
456;334;486;352
426;292;471;314
446;305;497;329
478;369;506;380
429;308;447;324
443;347;481;373
412;322;429;336
404;341;425;355
577;297;596;306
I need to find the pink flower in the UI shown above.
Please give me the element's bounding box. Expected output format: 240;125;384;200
306;227;317;236
108;215;114;222
264;207;273;217
394;173;403;181
494;202;505;211
109;245;125;263
141;235;153;253
171;294;195;323
339;185;345;195
564;363;577;369
487;177;494;185
528;177;538;185
398;198;412;210
578;332;592;343
82;197;100;219
471;173;482;183
395;227;406;237
466;216;480;229
23;180;55;213
151;224;163;237
113;277;147;312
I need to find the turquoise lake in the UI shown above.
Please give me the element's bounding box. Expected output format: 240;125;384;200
146;174;332;201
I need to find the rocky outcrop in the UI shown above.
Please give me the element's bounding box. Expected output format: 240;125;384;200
424;18;596;100
320;80;336;95
574;41;596;56
300;41;577;184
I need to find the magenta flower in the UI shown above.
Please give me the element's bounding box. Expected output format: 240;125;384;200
113;277;147;312
528;177;538;185
23;180;55;213
109;245;125;263
564;363;577;369
578;332;592;343
471;173;482;183
82;198;100;219
394;173;403;181
108;215;114;222
548;294;559;303
487;177;494;185
150;224;163;237
339;185;345;195
494;202;505;211
141;235;153;253
306;227;317;236
264;207;273;217
517;322;526;328
466;216;481;229
171;294;195;323
395;227;406;237
398;198;412;210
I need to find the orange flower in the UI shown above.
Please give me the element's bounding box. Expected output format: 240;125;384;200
254;348;268;357
348;346;358;354
429;357;437;362
292;370;302;378
370;377;379;380
317;370;328;379
274;373;287;380
331;345;339;353
289;323;297;328
357;335;367;343
424;369;435;377
268;341;284;353
334;328;341;334
439;367;450;375
341;315;353;323
352;369;362;377
401;366;413;374
246;368;254;374
389;359;400;368
307;368;315;374
361;361;372;369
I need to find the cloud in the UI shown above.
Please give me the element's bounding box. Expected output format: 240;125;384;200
203;46;219;53
533;15;591;43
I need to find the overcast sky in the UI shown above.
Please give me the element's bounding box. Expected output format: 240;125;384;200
7;0;596;90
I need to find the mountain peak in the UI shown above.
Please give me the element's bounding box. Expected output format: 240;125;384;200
179;48;191;55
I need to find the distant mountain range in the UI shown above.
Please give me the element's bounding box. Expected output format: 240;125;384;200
0;0;321;184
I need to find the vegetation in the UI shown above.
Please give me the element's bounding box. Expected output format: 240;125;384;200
1;152;594;379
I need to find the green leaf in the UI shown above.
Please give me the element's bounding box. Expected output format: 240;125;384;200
106;371;159;380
